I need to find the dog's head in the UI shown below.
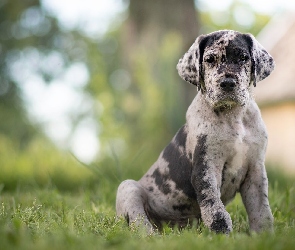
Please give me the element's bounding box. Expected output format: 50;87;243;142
177;30;275;109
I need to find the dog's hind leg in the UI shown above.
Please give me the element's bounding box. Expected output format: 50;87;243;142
116;179;154;233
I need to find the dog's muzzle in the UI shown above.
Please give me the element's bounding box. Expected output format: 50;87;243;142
220;78;236;92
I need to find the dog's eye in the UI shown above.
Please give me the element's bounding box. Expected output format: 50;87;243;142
205;55;215;63
240;54;249;61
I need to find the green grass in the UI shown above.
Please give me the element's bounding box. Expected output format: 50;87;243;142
0;168;295;250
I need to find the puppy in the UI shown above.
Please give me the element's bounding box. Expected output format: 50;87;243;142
116;30;275;234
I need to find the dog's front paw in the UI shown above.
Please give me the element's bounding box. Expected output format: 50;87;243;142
210;211;232;234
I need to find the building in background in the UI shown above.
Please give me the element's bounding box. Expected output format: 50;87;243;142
255;12;295;173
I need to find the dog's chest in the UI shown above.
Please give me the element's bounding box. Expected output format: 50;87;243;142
225;122;248;172
218;122;249;202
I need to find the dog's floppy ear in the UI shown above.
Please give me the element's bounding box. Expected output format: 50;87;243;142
243;33;275;87
177;35;206;91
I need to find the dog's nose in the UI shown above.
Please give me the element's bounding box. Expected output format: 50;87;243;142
220;78;236;92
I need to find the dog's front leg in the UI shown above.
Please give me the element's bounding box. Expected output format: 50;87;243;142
240;164;273;233
191;160;233;234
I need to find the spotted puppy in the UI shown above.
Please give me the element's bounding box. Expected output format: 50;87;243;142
116;30;275;234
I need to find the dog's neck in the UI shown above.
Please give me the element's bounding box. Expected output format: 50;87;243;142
187;92;251;121
212;102;249;117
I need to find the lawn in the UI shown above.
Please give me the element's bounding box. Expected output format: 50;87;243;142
0;167;294;250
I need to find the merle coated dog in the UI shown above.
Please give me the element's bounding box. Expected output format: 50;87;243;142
116;30;275;234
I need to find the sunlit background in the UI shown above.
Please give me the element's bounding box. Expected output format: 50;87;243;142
1;0;295;190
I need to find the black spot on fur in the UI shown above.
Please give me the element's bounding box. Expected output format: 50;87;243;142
175;126;187;147
198;31;229;67
241;33;260;87
172;204;192;212
125;214;130;225
162;183;171;194
222;163;227;183
224;36;251;71
188;152;192;161
161;126;196;199
205;198;215;207
191;80;197;86
191;134;211;204
214;109;220;117
210;212;229;233
217;64;227;75
195;49;199;58
151;169;171;195
148;186;154;192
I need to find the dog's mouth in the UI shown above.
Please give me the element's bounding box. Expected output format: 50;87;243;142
213;98;238;110
205;85;249;111
211;94;246;111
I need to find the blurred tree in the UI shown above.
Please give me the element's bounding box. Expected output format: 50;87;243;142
124;0;198;57
0;1;41;144
86;0;201;180
0;0;98;189
0;0;41;147
0;0;86;142
123;0;199;104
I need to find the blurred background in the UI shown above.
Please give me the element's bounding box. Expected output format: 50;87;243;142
0;0;294;195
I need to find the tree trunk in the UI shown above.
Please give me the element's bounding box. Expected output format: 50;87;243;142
128;0;198;48
123;0;199;111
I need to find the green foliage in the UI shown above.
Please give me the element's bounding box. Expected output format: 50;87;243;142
91;31;189;175
198;0;271;35
0;0;85;144
0;134;96;191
